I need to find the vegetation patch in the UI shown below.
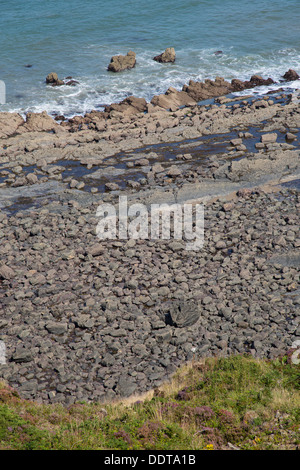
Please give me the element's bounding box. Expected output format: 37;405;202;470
0;355;299;450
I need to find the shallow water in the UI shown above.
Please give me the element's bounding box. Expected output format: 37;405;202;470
0;0;300;117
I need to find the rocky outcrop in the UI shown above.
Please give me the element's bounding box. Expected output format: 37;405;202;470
153;47;176;63
183;77;232;102
21;111;61;133
239;75;275;89
182;75;275;103
46;72;64;86
283;69;300;81
151;87;196;110
0;112;24;138
105;95;147;115
107;51;136;73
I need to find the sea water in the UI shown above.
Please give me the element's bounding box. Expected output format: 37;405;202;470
0;0;299;117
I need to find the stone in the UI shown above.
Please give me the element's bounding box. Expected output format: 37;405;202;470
165;300;201;328
260;133;277;143
115;374;137;397
0;112;24;138
153;47;176;63
22;111;60;133
46;72;59;83
26;173;38;184
46;322;68;335
46;72;64;86
286;133;297;141
283;69;300;81
105;95;147;115
107;51;136;73
0;264;15;280
166;165;182;177
105;182;120;191
151;87;196;110
11;347;33;363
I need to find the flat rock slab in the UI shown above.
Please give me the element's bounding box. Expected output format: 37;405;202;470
0;180;67;209
267;250;300;268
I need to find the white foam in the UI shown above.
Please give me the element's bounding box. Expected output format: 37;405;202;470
1;46;300;118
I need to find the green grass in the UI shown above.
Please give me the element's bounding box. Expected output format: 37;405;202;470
0;355;299;450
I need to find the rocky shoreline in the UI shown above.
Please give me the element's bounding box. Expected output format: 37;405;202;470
0;71;299;405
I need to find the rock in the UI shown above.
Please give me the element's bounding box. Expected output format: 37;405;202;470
247;75;274;87
65;80;79;86
88;243;104;257
0;112;24;138
26;173;38;184
105;182;120;191
115;375;137;397
73;315;95;329
46;72;64;86
105;95;147;115
286;132;297;141
260;133;277;143
283;69;300;81
46;72;59;83
151;87;196;110
183;76;232;102
11;347;33;363
46;322;68;335
153;47;176;63
166;165;182;177
107;51;136;73
165;300;201;328
22;111;60;133
0;264;15;280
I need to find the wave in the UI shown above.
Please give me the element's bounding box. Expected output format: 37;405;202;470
1;47;300;118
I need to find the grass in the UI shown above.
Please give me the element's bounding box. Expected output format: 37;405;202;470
0;354;299;450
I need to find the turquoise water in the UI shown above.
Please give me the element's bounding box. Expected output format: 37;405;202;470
0;0;299;116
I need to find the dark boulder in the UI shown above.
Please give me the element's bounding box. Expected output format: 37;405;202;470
283;69;300;81
164;300;201;328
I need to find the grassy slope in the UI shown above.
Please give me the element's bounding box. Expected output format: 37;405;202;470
0;354;299;450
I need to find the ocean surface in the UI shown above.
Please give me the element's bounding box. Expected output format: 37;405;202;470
0;0;300;118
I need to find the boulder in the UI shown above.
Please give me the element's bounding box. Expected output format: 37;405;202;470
165;300;201;328
21;111;60;133
105;95;147;115
183;77;232;102
46;72;64;86
0;112;24;138
283;69;300;81
153;47;176;63
107;51;136;73
183;75;275;102
151;86;196;110
0;264;15;280
247;75;275;87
